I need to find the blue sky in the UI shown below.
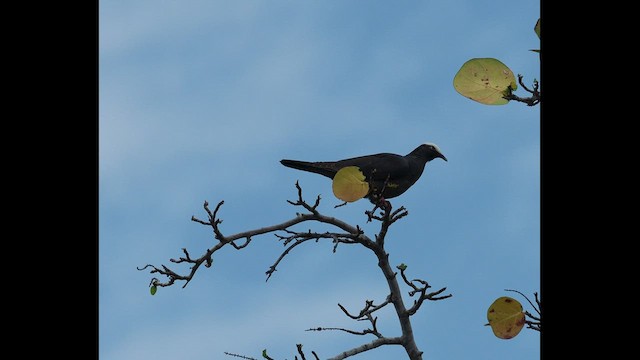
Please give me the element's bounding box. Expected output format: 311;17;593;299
99;1;540;359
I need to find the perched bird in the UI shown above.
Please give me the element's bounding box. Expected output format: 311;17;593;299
280;143;447;203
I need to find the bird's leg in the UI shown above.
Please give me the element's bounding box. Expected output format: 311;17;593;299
364;174;393;222
378;197;392;212
377;175;392;212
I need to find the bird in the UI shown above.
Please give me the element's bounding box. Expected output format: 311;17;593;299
280;143;447;203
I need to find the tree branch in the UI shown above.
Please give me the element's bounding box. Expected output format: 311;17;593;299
503;75;540;106
398;266;452;316
140;184;452;359
296;200;449;360
338;297;392;320
224;352;257;360
339;203;424;360
266;231;363;281
296;344;320;360
327;337;404;360
505;289;542;332
138;184;372;287
307;325;380;337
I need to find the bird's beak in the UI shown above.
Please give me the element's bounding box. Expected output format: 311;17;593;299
438;152;448;162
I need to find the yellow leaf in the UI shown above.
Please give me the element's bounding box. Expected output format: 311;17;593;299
332;166;369;202
453;58;517;105
487;296;526;339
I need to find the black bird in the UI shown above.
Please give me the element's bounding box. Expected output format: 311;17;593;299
280;143;447;203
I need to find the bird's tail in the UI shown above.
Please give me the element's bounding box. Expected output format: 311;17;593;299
280;159;337;178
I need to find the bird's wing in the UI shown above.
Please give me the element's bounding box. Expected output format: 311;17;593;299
335;153;410;181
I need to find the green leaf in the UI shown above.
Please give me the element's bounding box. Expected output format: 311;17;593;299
332;166;370;202
534;18;540;39
150;285;157;296
397;263;408;271
453;58;517;105
487;296;526;339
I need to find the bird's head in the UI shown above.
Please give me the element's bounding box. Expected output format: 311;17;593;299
414;143;447;162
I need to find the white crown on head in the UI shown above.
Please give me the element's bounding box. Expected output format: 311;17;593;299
423;142;443;153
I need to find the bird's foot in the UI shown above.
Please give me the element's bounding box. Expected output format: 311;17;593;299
376;197;392;212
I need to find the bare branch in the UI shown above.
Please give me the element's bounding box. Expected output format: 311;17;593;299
265;236;317;281
518;76;538;94
136;263;198;288
365;210;384;223
371;204;407;249
191;217;210;226
334;201;348;208
337;297;392;320
262;350;275;360
140;183;375;288
502;75;541;106
138;190;372;288
524;310;541;332
267;230;364;281
137;264;155;272
424;287;453;301
505;289;542;332
390;207;409;224
224;352;257;360
327;337;404;360
191;200;226;240
313;298;394;339
505;289;534;311
365;202;385;223
307;326;379;337
141;183;451;360
398;266;452;315
286;181;321;214
533;291;542;317
524;310;541;322
296;344;306;360
230;237;253;250
505;289;541;316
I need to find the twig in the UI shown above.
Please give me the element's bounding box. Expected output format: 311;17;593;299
370;202;407;249
503;75;541;106
296;344;306;360
505;289;542;332
224;352;257;360
262;350;275;360
533;291;542;317
307;324;382;338
267;230;363;281
287;181;321;214
337;297;392;320
327;337;404;360
334;201;348;208
316;298;394;339
398;266;452;315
